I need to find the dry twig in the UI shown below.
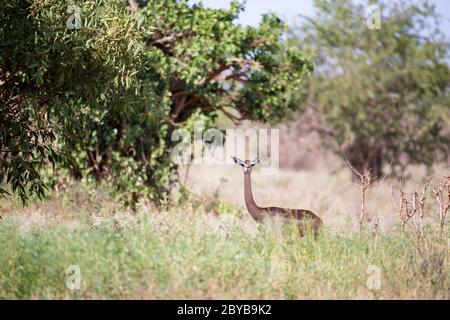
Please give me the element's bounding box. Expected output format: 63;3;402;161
432;176;450;234
346;157;376;232
393;176;433;237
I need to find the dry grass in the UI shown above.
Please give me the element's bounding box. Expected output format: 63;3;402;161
0;196;448;299
0;162;448;300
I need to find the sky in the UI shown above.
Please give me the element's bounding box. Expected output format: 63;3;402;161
190;0;450;38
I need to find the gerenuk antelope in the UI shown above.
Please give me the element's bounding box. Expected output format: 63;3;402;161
232;156;323;237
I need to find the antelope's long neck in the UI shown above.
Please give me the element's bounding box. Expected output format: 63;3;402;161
244;173;264;221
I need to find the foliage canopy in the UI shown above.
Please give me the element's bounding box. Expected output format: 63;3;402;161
1;0;312;204
290;0;450;176
0;0;160;203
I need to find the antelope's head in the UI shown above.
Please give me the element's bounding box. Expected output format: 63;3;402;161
231;156;261;174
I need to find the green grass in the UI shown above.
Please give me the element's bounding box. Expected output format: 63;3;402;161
0;201;448;299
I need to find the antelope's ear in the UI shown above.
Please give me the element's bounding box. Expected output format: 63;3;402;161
231;156;244;166
251;157;261;166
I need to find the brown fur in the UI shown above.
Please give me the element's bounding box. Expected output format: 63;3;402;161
238;159;323;237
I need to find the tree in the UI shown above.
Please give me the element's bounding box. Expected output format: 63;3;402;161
67;0;313;205
289;0;450;177
0;0;160;204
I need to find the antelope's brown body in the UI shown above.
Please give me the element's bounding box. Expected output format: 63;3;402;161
243;169;322;237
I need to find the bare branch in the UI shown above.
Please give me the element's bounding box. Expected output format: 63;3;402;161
394;176;433;237
346;156;374;232
432;176;450;234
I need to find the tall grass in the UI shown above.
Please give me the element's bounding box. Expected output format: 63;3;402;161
0;200;448;299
